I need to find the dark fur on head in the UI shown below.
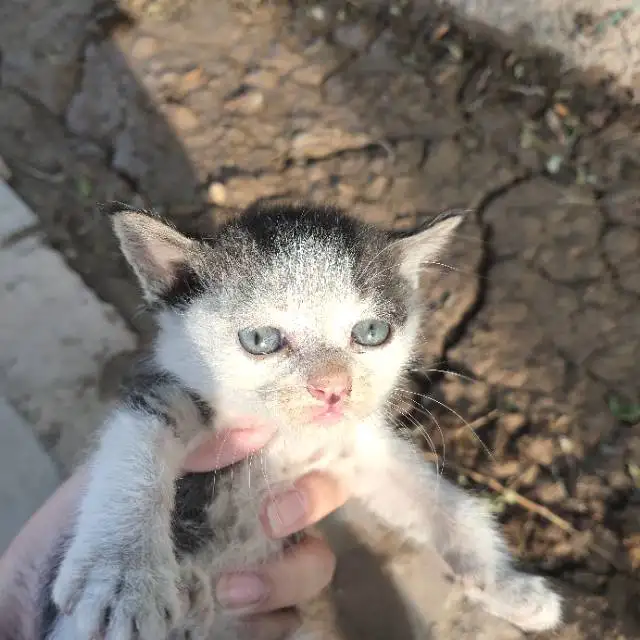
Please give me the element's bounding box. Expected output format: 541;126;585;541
109;201;464;311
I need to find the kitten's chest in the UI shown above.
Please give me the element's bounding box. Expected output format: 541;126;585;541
214;429;361;513
189;429;366;571
264;427;360;474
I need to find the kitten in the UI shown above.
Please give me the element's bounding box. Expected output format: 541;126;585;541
39;203;561;640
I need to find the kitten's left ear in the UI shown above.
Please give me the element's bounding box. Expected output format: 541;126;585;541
104;203;201;304
389;210;466;285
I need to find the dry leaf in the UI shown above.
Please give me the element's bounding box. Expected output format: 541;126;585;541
623;534;640;570
553;103;570;118
180;67;204;92
434;23;450;40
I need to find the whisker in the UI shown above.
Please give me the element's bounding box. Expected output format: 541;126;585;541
387;400;434;450
383;403;444;503
259;450;277;516
211;428;233;494
404;398;447;472
416;261;490;282
385;399;443;475
358;254;467;286
246;451;254;490
396;389;495;462
422;368;481;385
389;396;447;474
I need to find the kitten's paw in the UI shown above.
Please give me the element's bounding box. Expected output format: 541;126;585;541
53;541;182;640
169;564;215;640
465;574;562;632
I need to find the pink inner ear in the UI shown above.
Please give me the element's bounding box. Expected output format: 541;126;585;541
113;212;195;298
147;243;189;281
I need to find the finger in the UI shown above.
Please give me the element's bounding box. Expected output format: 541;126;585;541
254;535;336;612
216;535;336;614
183;426;275;472
260;471;349;538
238;611;301;640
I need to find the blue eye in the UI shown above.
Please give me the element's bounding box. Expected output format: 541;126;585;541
238;327;283;355
351;319;391;347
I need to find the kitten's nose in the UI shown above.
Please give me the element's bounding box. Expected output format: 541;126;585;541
307;369;352;404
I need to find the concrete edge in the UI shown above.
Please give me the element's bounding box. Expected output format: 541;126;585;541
0;176;136;552
0;397;62;553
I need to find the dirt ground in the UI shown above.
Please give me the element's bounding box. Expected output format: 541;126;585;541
1;0;639;637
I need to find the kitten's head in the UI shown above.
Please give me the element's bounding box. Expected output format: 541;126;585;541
109;203;462;431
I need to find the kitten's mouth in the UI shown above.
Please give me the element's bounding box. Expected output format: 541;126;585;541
309;404;345;425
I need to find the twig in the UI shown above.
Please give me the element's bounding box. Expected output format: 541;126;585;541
423;453;620;567
11;159;65;183
451;409;500;439
507;85;546;97
459;464;573;531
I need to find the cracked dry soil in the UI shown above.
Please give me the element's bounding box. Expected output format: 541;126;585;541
1;0;639;637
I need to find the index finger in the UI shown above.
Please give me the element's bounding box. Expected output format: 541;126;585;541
261;471;349;538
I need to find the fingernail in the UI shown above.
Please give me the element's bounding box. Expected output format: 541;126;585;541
265;489;308;537
216;573;268;609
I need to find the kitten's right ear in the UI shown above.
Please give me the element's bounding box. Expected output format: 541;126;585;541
389;210;466;286
105;203;199;304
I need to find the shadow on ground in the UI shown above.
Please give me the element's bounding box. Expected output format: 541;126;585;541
0;0;638;637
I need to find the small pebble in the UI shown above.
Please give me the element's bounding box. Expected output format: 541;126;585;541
526;437;555;466
518;465;540;486
166;105;199;131
132;37;159;59
491;460;521;479
501;413;526;434
225;89;264;115
309;6;326;21
0;155;11;181
536;481;567;504
364;175;389;201
207;182;227;205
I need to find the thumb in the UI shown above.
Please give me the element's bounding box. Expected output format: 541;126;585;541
183;425;276;472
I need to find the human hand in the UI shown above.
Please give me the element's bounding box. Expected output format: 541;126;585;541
0;424;348;640
183;425;349;638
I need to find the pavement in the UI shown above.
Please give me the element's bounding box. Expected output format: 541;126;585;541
0;397;60;553
0;177;135;553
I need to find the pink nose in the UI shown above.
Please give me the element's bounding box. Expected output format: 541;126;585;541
307;370;352;405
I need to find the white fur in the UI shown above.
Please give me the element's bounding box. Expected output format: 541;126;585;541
53;410;185;639
51;212;562;639
156;237;419;426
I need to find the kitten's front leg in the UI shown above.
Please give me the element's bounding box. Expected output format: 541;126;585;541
52;406;185;640
350;432;562;633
